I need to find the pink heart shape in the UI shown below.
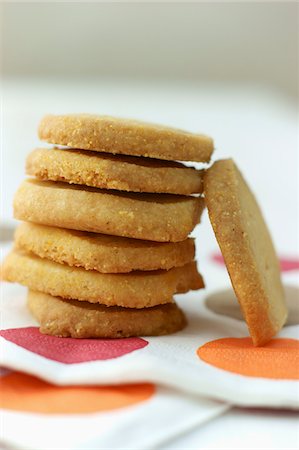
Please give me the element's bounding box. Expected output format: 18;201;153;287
0;327;148;364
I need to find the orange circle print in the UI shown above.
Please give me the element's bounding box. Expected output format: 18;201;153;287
197;337;299;380
0;372;155;414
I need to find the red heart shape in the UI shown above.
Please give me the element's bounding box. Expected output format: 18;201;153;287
0;327;148;364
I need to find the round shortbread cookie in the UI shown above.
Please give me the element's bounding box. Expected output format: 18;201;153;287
2;250;204;308
38;114;213;163
14;180;204;242
26;148;203;195
204;159;287;346
27;290;187;338
15;222;195;273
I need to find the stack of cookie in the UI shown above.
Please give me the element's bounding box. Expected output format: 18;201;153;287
2;114;214;338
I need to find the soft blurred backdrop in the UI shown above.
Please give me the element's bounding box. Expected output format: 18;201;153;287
1;2;298;260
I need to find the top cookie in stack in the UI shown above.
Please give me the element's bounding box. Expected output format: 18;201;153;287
38;114;213;162
2;114;212;338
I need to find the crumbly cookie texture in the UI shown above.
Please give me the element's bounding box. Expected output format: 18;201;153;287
204;158;287;346
15;222;195;273
26;148;203;195
38;114;213;162
14;179;204;242
2;250;204;308
28;290;187;338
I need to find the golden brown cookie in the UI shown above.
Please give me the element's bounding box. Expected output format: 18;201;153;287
26;148;203;195
28;290;187;338
2;250;204;308
38;114;213;162
204;159;287;346
14;180;204;242
15;222;195;273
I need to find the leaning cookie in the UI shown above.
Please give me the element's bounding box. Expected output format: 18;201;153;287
38;114;213;162
28;290;187;338
15;222;195;273
26;148;203;195
204;159;287;346
14;179;204;242
2;250;204;308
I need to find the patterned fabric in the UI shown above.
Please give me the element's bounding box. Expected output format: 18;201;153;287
1;253;298;449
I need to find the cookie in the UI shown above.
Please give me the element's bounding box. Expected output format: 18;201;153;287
27;290;187;338
2;250;204;308
15;222;195;273
38;114;213;162
14;179;204;242
26;148;203;195
204;159;287;346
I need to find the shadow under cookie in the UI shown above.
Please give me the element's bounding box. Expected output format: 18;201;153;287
205;286;298;326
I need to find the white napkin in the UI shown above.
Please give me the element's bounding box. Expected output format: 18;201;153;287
1;282;298;409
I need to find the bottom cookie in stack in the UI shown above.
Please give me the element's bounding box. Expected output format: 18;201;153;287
27;290;187;338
